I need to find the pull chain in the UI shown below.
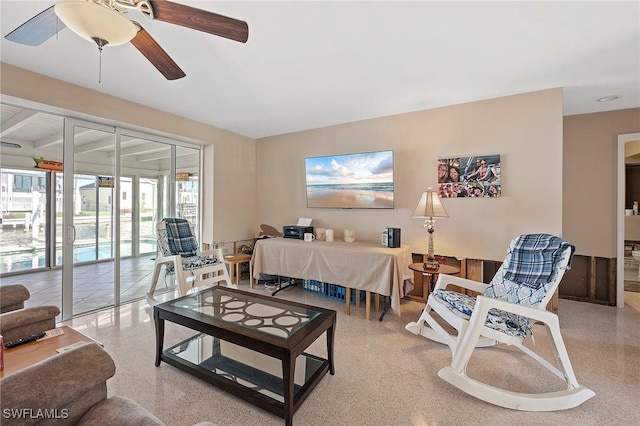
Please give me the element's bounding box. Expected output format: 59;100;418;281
98;45;102;84
91;38;108;84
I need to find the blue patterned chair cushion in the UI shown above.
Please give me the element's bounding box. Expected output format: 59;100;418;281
502;234;575;289
484;242;571;308
165;218;198;256
181;255;221;270
432;289;532;338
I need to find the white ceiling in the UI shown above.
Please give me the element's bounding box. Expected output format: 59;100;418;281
1;1;639;139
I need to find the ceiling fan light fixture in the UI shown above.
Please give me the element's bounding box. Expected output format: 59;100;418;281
54;1;137;47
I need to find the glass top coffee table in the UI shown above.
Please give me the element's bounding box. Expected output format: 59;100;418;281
154;287;336;426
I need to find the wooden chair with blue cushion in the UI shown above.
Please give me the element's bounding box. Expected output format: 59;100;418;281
147;218;235;301
405;234;594;411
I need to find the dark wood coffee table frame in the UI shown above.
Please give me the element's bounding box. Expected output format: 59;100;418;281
154;287;336;426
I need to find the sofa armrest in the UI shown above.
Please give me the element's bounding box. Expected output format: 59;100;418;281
78;396;165;426
0;305;60;342
0;285;30;313
0;342;115;425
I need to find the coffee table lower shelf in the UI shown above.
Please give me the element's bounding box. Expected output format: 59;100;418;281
160;333;330;422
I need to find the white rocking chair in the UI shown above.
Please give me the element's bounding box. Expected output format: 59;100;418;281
147;218;235;301
405;234;594;411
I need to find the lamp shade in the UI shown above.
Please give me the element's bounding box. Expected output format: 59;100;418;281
412;189;449;219
55;1;138;47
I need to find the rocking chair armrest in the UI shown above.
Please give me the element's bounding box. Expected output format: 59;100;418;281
156;254;182;264
199;249;217;258
473;295;559;325
433;274;489;294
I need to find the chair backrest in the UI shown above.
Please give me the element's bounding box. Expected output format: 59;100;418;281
484;234;574;309
157;218;199;257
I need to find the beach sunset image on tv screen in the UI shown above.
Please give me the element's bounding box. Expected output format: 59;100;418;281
305;150;394;209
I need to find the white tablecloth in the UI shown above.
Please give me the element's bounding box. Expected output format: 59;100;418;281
252;237;412;315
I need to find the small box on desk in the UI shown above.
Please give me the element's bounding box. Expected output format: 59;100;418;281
387;227;401;248
283;226;314;240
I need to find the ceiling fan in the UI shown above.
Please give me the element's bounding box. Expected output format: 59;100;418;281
4;0;249;80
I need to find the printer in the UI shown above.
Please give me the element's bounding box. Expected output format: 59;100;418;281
282;226;314;240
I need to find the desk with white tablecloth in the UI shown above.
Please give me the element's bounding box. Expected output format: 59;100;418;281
251;237;412;318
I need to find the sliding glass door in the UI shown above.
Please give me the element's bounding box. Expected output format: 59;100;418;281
1;103;203;320
63;119;117;318
0;168;48;273
118;131;173;304
176;145;201;237
139;177;160;255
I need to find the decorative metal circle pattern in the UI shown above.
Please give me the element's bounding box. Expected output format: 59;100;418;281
224;300;249;310
273;315;302;327
179;293;315;338
242;318;264;327
244;303;285;318
221;312;246;322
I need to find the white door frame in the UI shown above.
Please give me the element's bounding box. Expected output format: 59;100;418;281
617;132;640;308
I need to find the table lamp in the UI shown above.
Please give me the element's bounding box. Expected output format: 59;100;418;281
412;188;448;269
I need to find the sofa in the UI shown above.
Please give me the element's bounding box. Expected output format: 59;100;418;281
1;342;165;425
0;284;60;342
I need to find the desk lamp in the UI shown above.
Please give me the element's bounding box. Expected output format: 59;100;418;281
412;188;448;269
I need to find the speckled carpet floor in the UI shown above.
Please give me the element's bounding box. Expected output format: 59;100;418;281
62;280;640;426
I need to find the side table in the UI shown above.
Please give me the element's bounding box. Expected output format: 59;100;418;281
407;263;461;302
0;326;100;378
223;253;252;286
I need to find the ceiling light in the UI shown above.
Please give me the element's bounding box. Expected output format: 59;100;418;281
596;95;620;103
55;1;138;48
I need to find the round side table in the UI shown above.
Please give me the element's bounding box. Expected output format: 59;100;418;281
407;263;461;302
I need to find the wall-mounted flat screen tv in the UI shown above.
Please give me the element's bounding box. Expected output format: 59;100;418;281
305;150;394;209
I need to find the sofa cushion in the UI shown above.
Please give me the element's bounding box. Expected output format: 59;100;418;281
78;396;164;426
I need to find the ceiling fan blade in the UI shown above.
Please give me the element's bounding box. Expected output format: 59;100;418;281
4;5;67;46
1;141;22;149
148;0;248;43
130;25;186;80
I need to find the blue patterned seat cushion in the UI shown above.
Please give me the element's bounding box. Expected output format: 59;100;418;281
432;289;532;338
181;255;221;270
430;235;574;340
165;218;198;256
159;219;221;275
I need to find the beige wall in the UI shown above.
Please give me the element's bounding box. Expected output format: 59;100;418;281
257;89;564;261
0;63;257;244
563;108;640;257
4;61;636;261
